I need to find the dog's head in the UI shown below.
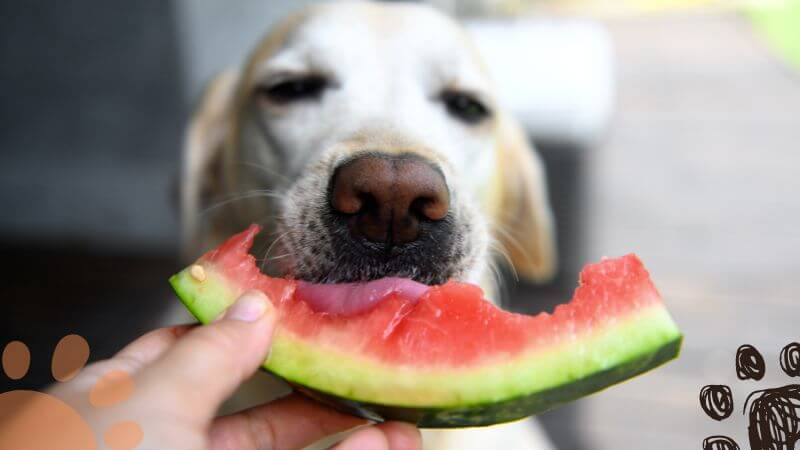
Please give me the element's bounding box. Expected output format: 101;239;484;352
183;1;555;290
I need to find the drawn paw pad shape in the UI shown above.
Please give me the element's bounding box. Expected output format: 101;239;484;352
0;335;143;450
700;342;800;450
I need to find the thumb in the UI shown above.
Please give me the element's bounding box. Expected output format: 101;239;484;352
138;290;277;420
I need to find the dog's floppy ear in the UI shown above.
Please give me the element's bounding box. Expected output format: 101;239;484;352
493;112;557;282
181;70;239;258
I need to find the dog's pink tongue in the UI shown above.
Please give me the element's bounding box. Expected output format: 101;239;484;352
296;277;430;315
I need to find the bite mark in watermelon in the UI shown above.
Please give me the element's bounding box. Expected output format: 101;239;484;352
169;225;682;427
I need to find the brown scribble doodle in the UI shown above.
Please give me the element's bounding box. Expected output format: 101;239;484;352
744;384;800;450
701;385;735;421
779;343;800;377
701;343;800;450
737;344;766;381
703;435;741;450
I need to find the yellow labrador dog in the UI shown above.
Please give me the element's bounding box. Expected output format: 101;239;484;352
182;1;556;448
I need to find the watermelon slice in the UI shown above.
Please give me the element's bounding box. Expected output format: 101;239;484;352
169;225;682;427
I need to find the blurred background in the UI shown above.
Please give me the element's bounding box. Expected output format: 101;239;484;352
2;0;799;448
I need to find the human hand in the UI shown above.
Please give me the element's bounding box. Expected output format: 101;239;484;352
34;290;421;450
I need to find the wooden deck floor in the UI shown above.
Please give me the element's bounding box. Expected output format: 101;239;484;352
541;11;800;450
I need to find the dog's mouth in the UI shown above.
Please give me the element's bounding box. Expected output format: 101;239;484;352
295;276;430;315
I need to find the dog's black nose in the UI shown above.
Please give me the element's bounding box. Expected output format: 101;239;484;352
330;153;450;245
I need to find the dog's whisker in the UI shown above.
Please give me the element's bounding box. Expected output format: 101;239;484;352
261;230;292;271
264;231;291;258
237;161;291;183
263;253;292;262
487;251;512;307
201;190;287;217
489;238;519;283
484;258;504;304
489;224;530;275
251;225;287;263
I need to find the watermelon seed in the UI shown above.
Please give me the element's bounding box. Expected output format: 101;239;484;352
190;265;207;282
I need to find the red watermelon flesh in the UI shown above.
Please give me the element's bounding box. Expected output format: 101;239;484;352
170;224;682;427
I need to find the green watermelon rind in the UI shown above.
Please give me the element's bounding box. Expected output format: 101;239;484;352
169;266;682;427
293;336;682;427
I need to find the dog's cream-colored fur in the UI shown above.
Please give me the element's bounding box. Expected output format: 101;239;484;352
181;2;556;449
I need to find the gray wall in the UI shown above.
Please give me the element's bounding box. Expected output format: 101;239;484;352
173;0;322;100
0;0;327;253
0;1;184;252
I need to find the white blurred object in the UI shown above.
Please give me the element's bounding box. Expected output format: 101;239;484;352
423;419;556;450
467;19;615;146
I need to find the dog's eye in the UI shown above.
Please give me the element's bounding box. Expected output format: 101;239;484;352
441;90;491;124
257;75;327;104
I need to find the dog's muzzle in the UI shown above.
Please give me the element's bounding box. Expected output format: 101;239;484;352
329;152;450;248
323;152;456;284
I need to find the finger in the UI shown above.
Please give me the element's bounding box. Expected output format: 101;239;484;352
375;422;422;450
113;325;195;370
209;393;367;450
48;325;196;399
137;290;277;419
332;422;421;450
331;427;388;450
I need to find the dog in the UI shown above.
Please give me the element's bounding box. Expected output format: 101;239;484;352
180;1;557;449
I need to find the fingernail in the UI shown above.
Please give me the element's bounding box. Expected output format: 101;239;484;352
219;291;269;323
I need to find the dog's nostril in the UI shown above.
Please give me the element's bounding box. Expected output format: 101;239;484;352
329;153;450;245
357;192;379;214
410;196;448;222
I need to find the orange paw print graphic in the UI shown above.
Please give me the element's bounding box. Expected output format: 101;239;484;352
0;335;143;450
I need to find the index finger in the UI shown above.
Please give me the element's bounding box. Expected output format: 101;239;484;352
113;325;195;370
209;393;368;450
